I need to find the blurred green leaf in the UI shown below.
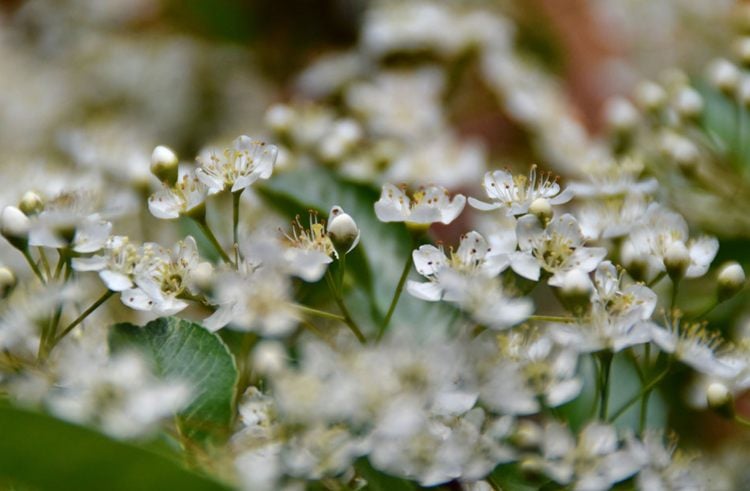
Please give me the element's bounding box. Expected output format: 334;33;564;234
354;458;416;491
109;317;238;444
259;167;455;338
0;404;228;491
489;463;546;491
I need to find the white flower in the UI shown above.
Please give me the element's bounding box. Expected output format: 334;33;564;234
620;205;718;282
529;422;640;491
550;262;657;353
511;214;606;286
47;350;190;439
148;165;208;219
72;235;139;291
204;268;297;336
27;191;112;253
1;206;31;243
469;166;573;216
374;183;466;225
625;432;707;491
649;318;740;379
282;212;336;282
196;135;278;194
121;237;208;316
407;231;510;302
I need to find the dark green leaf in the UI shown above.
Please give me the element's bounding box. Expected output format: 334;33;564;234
109;317;238;444
354;458;417;491
0;404;228;491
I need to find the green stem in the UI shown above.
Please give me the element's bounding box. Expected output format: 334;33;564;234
194;217;232;264
735;414;750;428
647;272;666;288
37;247;51;278
21;248;45;284
53;290;115;345
232;190;242;249
639;390;652;433
295;304;346;322
325;271;366;344
379;251;412;340
671;279;680;311
610;361;672;422
599;352;613;420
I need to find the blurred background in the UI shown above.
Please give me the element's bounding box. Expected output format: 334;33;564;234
4;0;750;474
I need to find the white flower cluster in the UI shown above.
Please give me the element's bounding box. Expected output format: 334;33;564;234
3;1;750;490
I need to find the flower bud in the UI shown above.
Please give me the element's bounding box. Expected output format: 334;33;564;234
252;341;287;375
19;191;44;216
706;382;734;418
664;241;690;280
604;97;639;133
708;59;740;96
557;269;593;314
150;145;179;185
674;87;703;120
0;266;16;297
327;206;360;256
621;241;649;282
718;261;745;301
265;104;295;134
528;197;553;224
635;81;667;112
1;206;30;250
736;36;750;67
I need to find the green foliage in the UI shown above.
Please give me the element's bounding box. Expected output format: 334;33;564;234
0;404;228;491
354;458;417;491
109;317;238;445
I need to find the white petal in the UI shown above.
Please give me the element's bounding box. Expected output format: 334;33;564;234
412;245;446;277
515;214;544;251
406;280;443;301
509;251;541;281
71;256;107;272
100;270;134;291
121;288;156;311
438;194;466;224
686;236;719;278
468;197;501;211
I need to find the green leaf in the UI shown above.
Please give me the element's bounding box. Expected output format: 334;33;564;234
489;463;546;491
354;458;417;491
259;167;455;338
0;404;228;491
109;317;238;445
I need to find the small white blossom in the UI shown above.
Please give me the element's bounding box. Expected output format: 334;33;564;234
196;135;278;194
511;214;606;285
374;183;466;225
148;165;208;219
469;166;573;216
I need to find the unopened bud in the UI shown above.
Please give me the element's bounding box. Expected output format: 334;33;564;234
557;269;593;314
718;261;745;301
0;266;16;297
265;104;295;133
708;59;740;96
1;206;30;250
736;37;750;67
252;341;287;375
604;97;639;133
674;87;703;120
19;191;44;216
706;382;734;418
150;145;179;185
327;206;360;256
635;81;667;112
621;241;649;282
664;241;690;280
528;197;553;223
512;420;542;449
